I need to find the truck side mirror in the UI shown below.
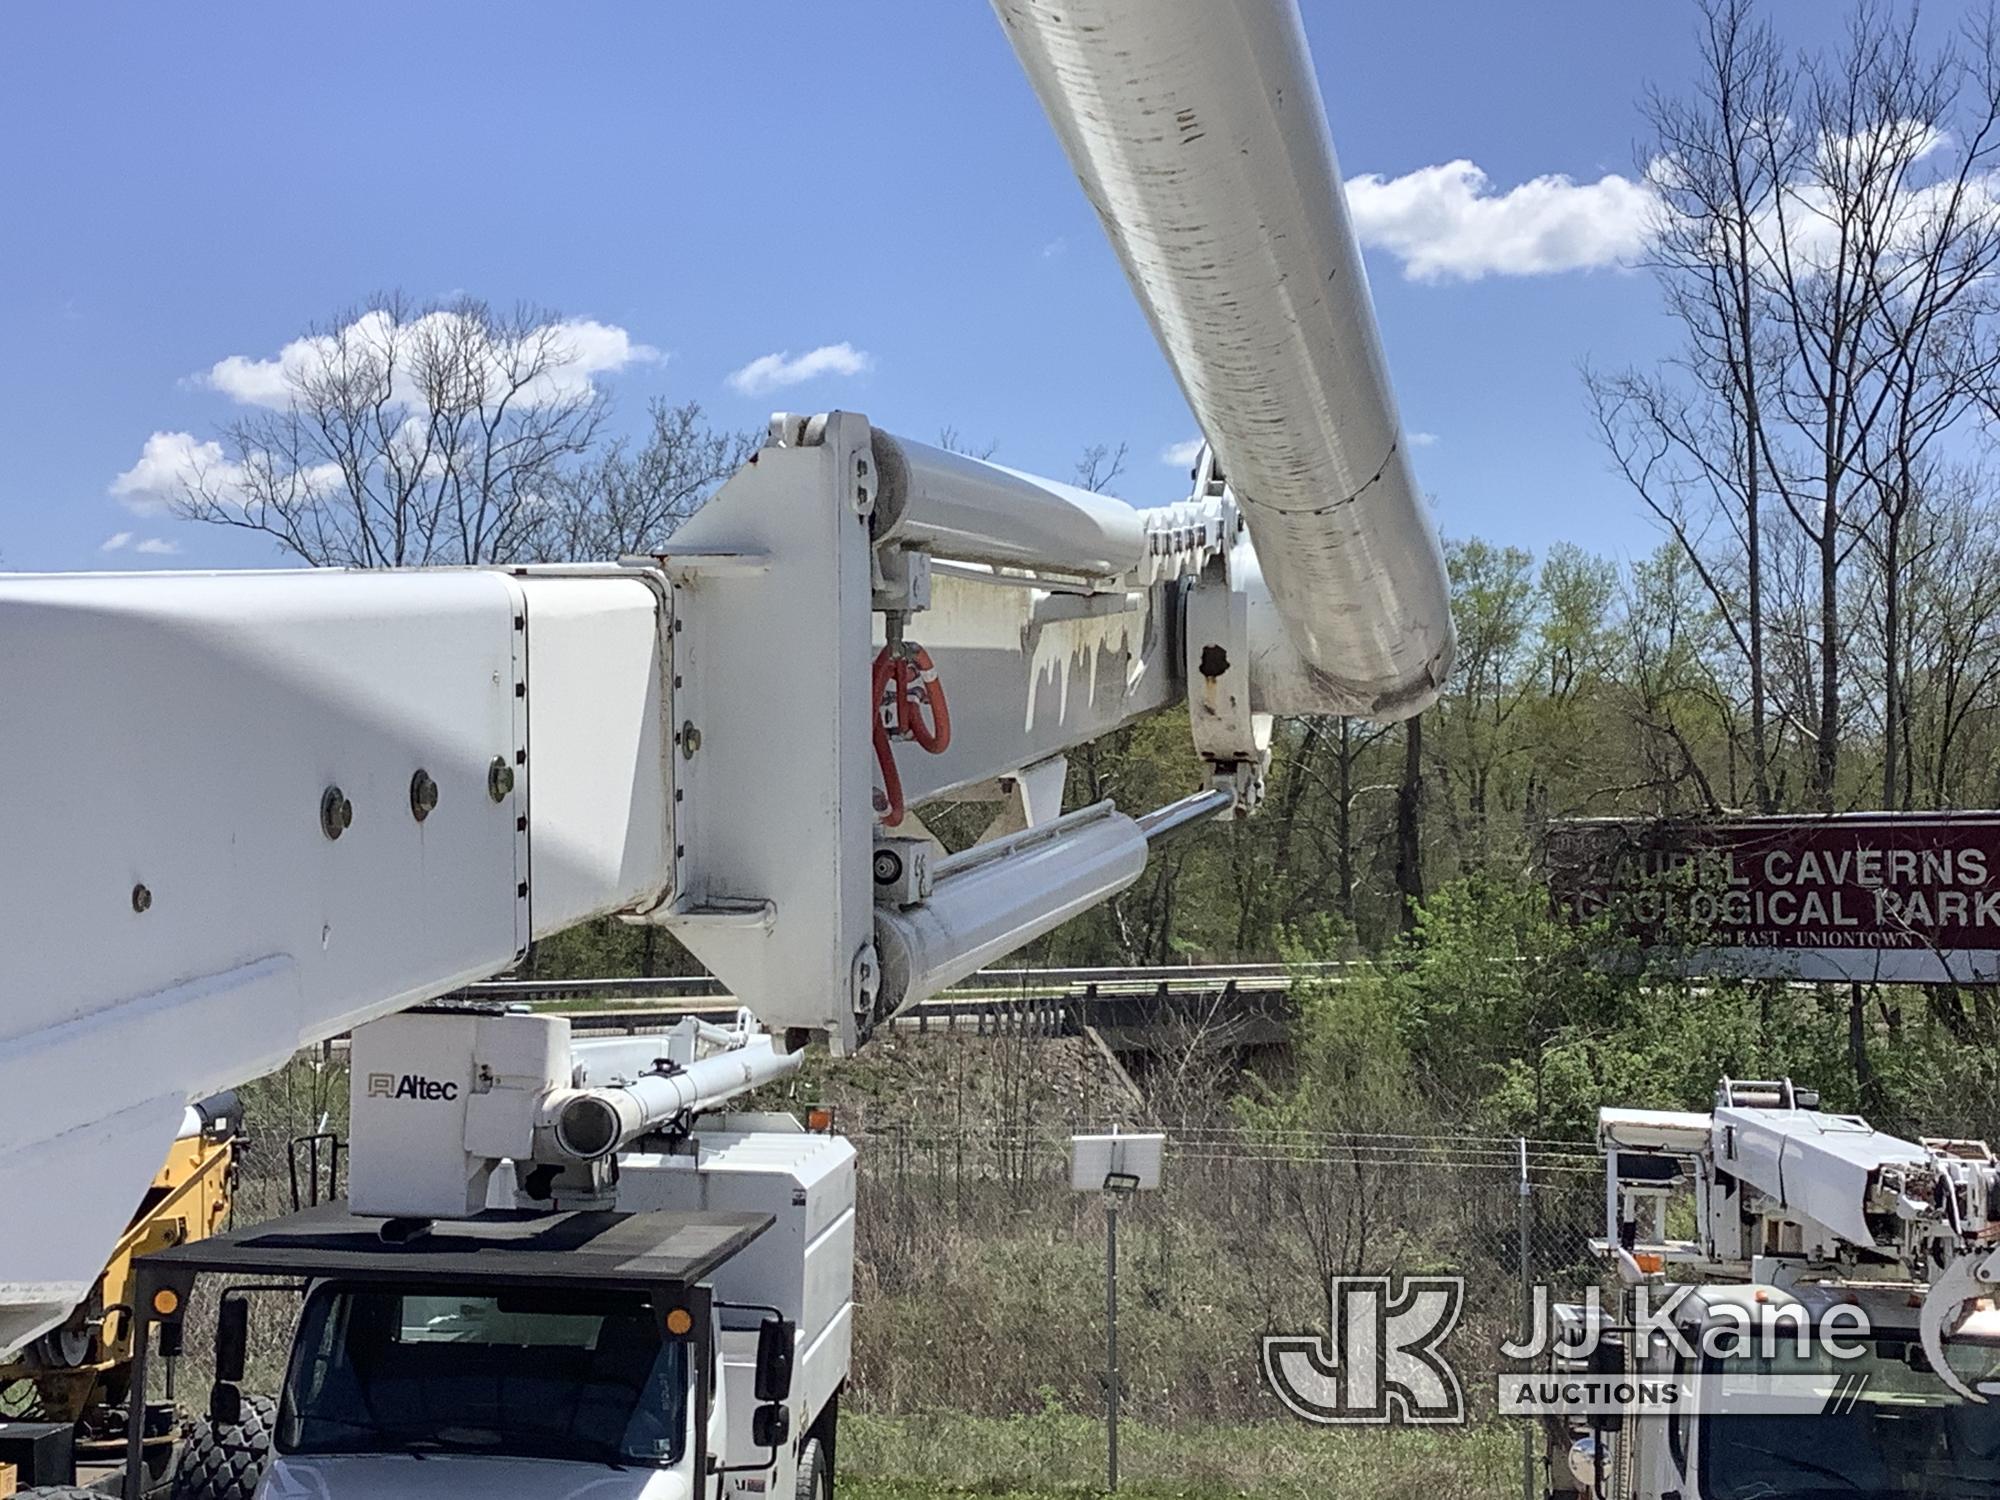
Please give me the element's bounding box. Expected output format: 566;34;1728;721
751;1403;790;1450
216;1296;250;1384
754;1316;795;1403
209;1380;243;1427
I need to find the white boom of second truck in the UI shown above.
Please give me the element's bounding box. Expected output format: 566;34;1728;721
0;0;1454;1360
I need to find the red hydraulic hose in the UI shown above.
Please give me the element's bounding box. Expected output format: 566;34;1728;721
872;642;952;827
901;645;951;754
873;648;906;827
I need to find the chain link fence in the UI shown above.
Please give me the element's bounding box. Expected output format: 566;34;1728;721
841;1116;1606;1427
218;1028;1613;1494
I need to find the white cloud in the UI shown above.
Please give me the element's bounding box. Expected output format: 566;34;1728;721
202;353;290;408
1408;431;1440;447
1748;133;2000;274
110;431;230;514
1349;126;1987;285
99;529;181;557
726;342;872;396
1161;437;1204;467
1346;159;1657;281
198;310;657;411
109;427;343;519
1822;120;1949;176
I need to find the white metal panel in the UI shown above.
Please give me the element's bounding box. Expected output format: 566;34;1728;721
1717;1104;1931;1249
1070;1132;1167;1192
0;569;533;1346
994;0;1455;719
889;572;1176;806
619;1129;858;1346
348;1013;488;1218
0;570;526;1033
651;416;877;1048
517;570;676;931
0;1091;188;1356
0;566;690;1348
260;1454;681;1498
347;1011;576;1219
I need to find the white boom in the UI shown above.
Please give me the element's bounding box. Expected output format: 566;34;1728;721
0;0;1452;1353
993;0;1455;718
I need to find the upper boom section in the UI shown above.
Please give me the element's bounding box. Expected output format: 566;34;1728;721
993;0;1455;719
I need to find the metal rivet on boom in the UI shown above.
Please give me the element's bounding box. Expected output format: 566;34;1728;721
320;786;354;841
409;769;440;822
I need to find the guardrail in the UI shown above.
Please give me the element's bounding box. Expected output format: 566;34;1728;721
458;960;1342;1004
451;962;1322;1043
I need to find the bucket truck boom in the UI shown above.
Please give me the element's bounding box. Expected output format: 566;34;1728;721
0;0;1454;1364
1550;1080;2000;1499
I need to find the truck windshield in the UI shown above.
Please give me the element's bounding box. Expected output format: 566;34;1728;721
1700;1336;2000;1499
278;1284;687;1468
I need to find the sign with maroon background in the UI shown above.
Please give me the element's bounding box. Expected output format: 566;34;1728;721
1546;813;2000;983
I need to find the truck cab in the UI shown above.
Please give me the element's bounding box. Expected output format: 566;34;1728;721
121;1107;854;1500
1553;1283;2000;1499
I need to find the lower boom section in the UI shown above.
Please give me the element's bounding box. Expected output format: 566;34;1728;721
0;566;674;1349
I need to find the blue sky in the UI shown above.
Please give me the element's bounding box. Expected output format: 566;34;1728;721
0;1;1905;573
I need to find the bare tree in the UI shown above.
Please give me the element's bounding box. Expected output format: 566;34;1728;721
1590;0;1797;812
536;399;755;560
175;293;610;567
1595;0;2000;812
935;426;998;461
1761;5;1973;809
1072;440;1129;494
1852;19;2000;804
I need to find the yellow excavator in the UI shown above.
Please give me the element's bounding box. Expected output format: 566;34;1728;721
0;1096;240;1498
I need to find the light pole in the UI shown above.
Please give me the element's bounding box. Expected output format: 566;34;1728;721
1070;1130;1165;1494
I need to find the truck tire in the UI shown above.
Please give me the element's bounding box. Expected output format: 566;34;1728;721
173;1396;275;1500
794;1435;830;1500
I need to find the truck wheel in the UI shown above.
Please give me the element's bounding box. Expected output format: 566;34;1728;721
794;1435;830;1500
174;1395;275;1500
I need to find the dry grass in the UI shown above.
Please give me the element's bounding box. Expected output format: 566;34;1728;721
841;1408;1516;1498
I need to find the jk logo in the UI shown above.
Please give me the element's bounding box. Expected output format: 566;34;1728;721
1262;1276;1465;1425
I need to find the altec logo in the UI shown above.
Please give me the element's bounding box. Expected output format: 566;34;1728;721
365;1072;461;1102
